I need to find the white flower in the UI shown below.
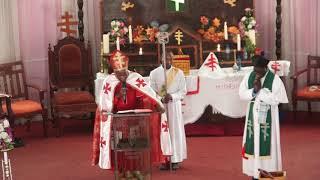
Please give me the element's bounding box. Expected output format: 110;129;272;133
241;17;247;21
114;27;119;32
123;27;128;33
116;21;120;26
0;132;8;139
3;119;9;128
248;24;253;29
251;20;256;26
4;137;12;143
111;21;116;26
0;124;4;132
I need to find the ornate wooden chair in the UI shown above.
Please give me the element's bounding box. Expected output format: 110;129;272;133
291;55;320;119
0;61;48;137
48;36;97;137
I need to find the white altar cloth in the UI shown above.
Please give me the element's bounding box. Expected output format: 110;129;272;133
94;60;290;125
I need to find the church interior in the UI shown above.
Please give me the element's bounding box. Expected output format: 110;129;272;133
0;0;319;179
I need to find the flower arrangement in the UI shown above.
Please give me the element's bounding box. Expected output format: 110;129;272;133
198;16;240;43
0;118;14;151
110;19;129;44
239;8;256;33
133;25;159;44
239;8;257;56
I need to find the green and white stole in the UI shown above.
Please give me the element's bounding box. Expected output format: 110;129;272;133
244;71;275;159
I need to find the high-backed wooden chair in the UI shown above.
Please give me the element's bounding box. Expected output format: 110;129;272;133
48;36;97;137
0;61;48;137
291;55;320;119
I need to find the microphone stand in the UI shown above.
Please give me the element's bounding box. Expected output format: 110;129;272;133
156;32;172;171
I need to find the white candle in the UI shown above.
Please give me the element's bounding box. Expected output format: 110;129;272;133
102;33;110;54
224;22;228;40
139;47;143;55
116;37;120;51
128;25;133;44
237;34;241;51
217;44;221;52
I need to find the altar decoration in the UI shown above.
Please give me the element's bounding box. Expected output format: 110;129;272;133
121;1;135;12
239;8;256;56
224;0;237;7
197;16;239;43
110;19;129;44
198;52;226;78
173;49;191;75
0;117;14;180
133;25;159;44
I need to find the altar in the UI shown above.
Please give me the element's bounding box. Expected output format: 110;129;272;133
95;59;290;125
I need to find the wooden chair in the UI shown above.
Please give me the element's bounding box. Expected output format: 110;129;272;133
290;55;320;120
48;36;97;137
0;61;48;137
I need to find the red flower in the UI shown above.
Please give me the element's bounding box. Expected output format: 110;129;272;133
200;16;209;26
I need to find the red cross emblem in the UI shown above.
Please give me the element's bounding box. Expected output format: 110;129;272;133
204;54;218;71
103;83;111;94
161;121;169;132
271;62;281;73
136;78;146;88
100;137;106;148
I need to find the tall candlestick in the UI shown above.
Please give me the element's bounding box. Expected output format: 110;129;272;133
102;33;110;54
217;44;221;52
128;25;133;44
237;34;241;51
116;37;120;51
224;22;228;40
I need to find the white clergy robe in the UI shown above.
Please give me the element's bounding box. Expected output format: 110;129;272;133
239;71;288;178
149;65;187;163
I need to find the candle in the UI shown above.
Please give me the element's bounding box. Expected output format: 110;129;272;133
116;37;120;51
128;25;133;44
224;22;228;40
217;44;221;52
139;47;143;55
102;33;110;54
237;34;241;51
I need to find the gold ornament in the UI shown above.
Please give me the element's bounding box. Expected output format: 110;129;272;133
224;0;237;7
174;30;183;45
121;1;135;11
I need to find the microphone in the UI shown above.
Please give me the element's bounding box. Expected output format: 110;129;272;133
122;82;127;103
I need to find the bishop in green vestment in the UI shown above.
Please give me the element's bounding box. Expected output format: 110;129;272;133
239;55;288;179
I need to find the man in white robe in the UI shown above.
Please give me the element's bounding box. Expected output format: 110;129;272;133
239;55;288;179
149;51;187;170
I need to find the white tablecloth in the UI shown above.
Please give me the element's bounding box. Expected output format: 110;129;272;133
95;61;290;125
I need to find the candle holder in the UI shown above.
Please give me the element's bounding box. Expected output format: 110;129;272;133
1;148;13;180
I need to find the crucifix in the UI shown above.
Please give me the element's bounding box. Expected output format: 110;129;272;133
170;0;185;11
57;12;78;36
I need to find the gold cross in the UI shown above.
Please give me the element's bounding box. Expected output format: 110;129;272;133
57;12;78;36
175;30;183;45
224;0;237;7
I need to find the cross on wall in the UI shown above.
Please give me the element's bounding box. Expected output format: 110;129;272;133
170;0;185;11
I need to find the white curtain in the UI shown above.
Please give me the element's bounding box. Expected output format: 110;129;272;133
282;0;320;111
0;0;20;63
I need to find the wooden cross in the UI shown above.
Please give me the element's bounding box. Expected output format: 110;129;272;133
57;12;78;36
